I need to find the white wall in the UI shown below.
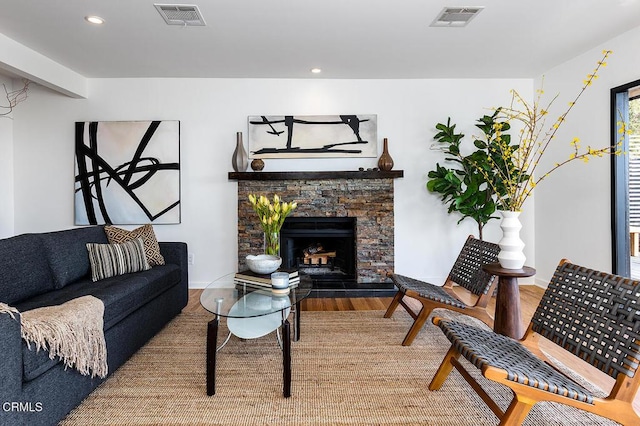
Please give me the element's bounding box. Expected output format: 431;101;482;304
534;25;640;284
0;75;15;238
11;77;534;287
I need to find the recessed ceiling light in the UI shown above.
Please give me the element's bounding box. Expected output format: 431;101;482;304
311;68;322;74
85;15;105;25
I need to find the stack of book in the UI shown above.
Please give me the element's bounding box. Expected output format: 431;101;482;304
234;269;300;289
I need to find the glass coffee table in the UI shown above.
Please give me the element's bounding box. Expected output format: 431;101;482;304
200;273;312;397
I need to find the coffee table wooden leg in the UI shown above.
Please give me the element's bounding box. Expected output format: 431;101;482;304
282;318;291;398
206;317;219;396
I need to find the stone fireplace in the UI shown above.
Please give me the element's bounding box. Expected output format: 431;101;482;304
230;170;403;294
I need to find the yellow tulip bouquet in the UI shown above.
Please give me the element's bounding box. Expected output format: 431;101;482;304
248;194;298;255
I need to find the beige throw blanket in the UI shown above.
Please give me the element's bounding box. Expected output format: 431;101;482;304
0;302;19;317
0;296;108;378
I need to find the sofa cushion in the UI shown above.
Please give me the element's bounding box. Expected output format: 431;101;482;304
0;234;55;305
104;224;166;266
17;264;181;382
87;265;181;327
16;265;182;329
87;238;150;281
40;226;108;289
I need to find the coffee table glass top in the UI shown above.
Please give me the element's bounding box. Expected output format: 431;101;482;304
200;272;312;318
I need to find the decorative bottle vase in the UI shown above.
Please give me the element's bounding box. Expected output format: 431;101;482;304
497;210;526;269
264;231;280;256
377;138;394;171
232;132;248;172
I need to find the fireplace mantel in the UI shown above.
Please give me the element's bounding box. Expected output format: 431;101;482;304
229;170;403;181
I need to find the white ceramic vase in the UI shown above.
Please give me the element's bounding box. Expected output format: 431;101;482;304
497;210;526;269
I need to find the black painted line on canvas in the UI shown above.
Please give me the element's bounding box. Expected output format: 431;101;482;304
284;115;294;149
88;121;112;224
75;122;97;224
79;160;180;192
151;200;180;221
123;121;161;186
253;141;368;155
258;115;284;136
74;158;179;188
113;158;159;190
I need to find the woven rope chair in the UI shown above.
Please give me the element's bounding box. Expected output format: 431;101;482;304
429;260;640;425
384;235;500;346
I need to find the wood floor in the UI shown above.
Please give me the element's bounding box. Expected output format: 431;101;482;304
187;285;640;413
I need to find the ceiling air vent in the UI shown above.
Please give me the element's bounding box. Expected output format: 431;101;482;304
154;4;206;26
430;7;484;27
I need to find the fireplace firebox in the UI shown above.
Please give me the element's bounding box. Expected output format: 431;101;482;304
281;217;356;289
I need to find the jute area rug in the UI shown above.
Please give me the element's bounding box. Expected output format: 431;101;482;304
60;310;617;425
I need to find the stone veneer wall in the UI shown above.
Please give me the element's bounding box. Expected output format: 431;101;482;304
236;178;395;283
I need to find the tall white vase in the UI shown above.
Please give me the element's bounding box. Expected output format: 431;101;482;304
497;210;526;269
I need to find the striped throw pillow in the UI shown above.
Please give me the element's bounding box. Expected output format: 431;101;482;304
86;238;151;282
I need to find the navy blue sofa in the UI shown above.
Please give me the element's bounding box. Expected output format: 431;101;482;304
0;226;188;426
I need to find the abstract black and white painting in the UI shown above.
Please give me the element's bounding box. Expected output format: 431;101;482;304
75;120;180;225
248;115;377;158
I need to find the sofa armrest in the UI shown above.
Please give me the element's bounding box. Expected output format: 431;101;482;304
0;311;23;401
159;242;189;307
159;241;188;270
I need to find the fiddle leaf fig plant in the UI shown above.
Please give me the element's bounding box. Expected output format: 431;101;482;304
427;110;512;240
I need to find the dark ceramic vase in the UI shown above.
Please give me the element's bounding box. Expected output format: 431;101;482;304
377;138;394;171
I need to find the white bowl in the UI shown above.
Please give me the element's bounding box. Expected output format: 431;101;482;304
245;254;282;274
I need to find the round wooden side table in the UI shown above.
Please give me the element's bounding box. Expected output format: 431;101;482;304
482;263;536;340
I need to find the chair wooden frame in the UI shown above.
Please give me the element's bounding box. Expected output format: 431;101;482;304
384;235;500;346
429;260;640;425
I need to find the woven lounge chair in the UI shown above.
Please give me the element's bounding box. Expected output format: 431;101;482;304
383;235;500;346
429;260;640;425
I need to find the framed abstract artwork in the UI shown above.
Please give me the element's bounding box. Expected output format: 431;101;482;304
74;120;181;225
248;114;377;158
